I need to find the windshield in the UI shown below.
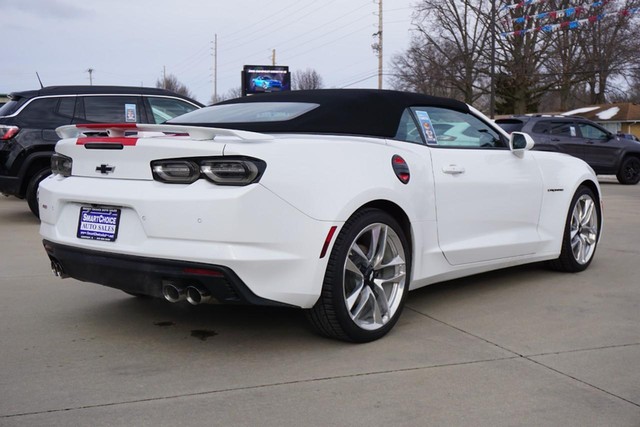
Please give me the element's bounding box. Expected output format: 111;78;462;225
169;102;319;124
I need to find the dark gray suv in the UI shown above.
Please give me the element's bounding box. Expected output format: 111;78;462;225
0;86;203;217
496;115;640;185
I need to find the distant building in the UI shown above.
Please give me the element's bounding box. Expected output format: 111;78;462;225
564;103;640;138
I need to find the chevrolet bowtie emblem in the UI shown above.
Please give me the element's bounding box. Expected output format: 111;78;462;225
96;164;115;174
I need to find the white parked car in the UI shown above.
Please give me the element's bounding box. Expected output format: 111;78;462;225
39;90;602;342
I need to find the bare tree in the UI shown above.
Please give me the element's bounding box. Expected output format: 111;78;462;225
210;87;242;105
493;2;558;114
577;0;640;104
541;26;586;111
392;0;640;114
619;69;640;103
389;39;459;98
409;0;491;104
156;74;194;99
293;68;324;90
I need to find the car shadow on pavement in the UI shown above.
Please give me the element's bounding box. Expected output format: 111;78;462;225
73;292;317;345
66;262;549;349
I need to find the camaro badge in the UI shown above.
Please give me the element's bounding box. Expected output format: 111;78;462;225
96;164;115;174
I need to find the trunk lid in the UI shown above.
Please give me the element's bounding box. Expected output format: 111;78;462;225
54;123;273;180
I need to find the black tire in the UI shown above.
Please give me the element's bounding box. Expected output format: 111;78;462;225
306;208;411;343
26;168;51;219
548;185;600;272
616;156;640;185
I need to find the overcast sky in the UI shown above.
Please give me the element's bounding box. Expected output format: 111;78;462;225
1;0;417;104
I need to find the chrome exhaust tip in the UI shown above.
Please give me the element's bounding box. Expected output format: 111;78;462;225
51;261;68;278
186;286;212;306
162;283;186;303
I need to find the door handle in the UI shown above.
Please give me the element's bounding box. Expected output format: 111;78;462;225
442;164;465;175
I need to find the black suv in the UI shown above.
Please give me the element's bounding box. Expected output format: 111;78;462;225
0;86;203;216
496;115;640;185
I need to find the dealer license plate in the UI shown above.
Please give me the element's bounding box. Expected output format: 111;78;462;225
77;207;121;242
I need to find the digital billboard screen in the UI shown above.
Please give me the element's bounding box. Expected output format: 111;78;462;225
242;65;291;96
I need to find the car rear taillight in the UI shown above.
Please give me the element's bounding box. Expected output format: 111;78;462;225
0;125;20;140
151;157;265;186
51;153;73;177
152;161;200;184
201;160;259;185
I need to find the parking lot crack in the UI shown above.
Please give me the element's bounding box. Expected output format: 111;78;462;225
1;356;522;420
527;358;640;409
405;306;525;357
406;307;640;409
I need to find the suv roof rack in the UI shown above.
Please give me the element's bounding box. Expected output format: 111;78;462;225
8;85;200;103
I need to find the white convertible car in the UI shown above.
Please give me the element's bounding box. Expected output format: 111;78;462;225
39;90;602;342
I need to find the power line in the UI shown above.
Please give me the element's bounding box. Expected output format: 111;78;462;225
217;0;340;54
216;1;367;71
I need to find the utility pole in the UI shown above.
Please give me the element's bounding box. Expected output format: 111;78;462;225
272;49;276;66
372;0;383;89
86;68;94;85
163;65;167;89
213;34;218;103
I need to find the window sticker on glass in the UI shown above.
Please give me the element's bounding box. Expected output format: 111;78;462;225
415;110;438;144
125;104;137;122
570;126;576;137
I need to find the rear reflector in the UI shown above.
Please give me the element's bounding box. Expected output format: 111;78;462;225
320;226;338;259
183;268;225;277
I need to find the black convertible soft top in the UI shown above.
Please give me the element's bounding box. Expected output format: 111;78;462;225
171;89;470;138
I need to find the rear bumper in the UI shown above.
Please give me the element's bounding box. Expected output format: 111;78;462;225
43;240;292;307
38;177;338;308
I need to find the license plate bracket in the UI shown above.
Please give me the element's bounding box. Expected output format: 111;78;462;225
77;207;121;242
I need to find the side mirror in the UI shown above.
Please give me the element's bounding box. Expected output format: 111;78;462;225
509;132;535;153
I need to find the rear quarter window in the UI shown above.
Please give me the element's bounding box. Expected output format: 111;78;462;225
80;96;142;123
0;99;24;116
12;97;72;128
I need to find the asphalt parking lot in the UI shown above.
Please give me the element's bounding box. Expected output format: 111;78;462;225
1;178;639;427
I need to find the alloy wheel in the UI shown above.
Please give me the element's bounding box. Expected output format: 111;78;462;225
342;223;407;331
570;194;599;265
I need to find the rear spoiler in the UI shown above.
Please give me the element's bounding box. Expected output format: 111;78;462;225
56;123;273;141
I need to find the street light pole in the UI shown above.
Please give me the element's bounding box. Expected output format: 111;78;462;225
213;34;218;103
